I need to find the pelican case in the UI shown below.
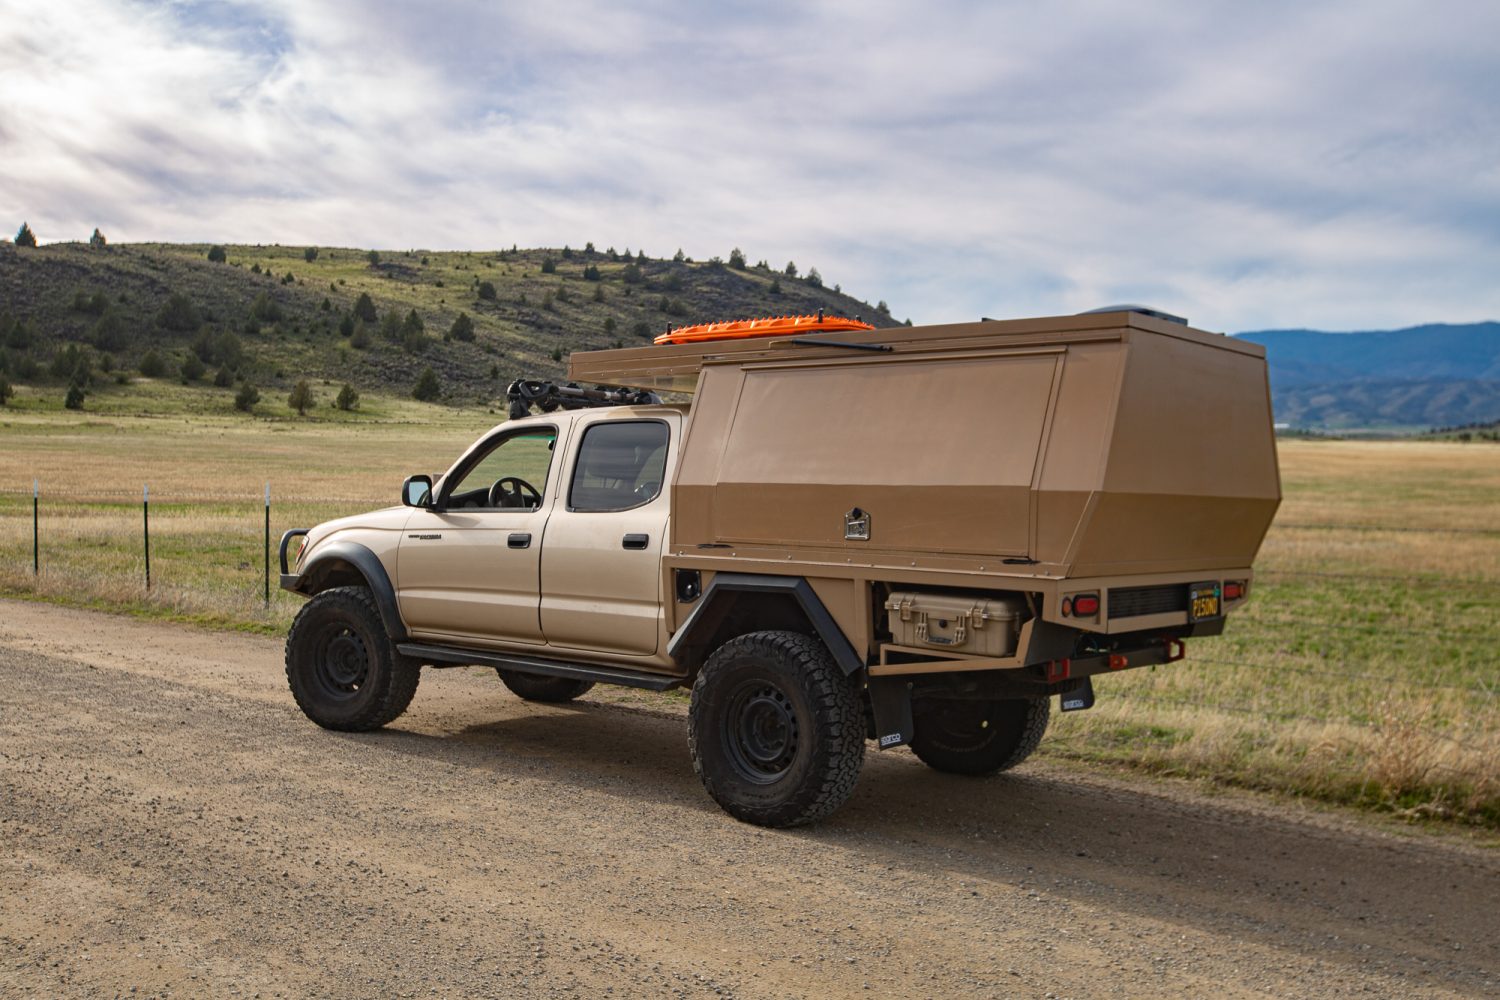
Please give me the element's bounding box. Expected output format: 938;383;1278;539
885;592;1025;657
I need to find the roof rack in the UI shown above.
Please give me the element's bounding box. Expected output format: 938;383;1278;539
506;379;661;420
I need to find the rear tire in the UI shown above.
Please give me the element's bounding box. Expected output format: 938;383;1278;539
285;586;421;731
689;631;864;827
496;670;595;703
909;696;1050;775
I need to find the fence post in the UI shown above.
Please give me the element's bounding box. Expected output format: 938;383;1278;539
32;479;39;576
143;483;150;591
264;482;271;607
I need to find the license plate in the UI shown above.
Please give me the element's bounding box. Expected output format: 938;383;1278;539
1188;581;1221;621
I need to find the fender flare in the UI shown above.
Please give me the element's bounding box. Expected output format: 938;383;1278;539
667;573;863;676
293;541;409;642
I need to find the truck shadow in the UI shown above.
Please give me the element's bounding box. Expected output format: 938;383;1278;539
369;694;1497;987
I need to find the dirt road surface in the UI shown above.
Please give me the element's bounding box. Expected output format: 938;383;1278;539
1;600;1495;999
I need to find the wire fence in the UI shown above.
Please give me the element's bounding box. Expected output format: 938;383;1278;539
3;487;1496;721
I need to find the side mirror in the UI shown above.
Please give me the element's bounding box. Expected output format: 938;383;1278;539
401;474;433;508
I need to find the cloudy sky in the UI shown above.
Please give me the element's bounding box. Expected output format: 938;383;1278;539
2;0;1497;332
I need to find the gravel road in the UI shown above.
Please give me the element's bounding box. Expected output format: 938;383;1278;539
1;600;1495;999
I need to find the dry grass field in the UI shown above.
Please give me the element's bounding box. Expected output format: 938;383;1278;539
1;391;1496;827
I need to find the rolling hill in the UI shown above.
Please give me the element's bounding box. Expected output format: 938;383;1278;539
0;240;904;410
1235;322;1500;430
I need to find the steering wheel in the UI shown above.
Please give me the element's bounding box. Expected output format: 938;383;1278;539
488;476;542;509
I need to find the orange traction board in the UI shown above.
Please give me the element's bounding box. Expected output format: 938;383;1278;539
654;314;875;346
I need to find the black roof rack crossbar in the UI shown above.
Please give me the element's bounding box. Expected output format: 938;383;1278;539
506;379;661;419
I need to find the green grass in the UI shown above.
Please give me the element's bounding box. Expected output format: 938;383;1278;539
1047;439;1500;829
1;405;1496;829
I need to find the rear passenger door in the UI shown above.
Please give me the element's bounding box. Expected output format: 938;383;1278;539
540;415;676;657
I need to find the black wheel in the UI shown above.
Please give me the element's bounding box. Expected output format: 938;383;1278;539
909;696;1050;775
285;586;421;731
689;631;864;827
497;670;595;703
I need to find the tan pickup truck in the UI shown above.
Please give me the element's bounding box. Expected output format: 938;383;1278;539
280;309;1281;826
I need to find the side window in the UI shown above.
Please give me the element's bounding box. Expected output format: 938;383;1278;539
444;428;557;509
569;421;670;513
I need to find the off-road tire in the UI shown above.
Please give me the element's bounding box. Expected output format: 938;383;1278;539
909;696;1050;775
496;670;595;703
285;586;421;732
689;631;864;827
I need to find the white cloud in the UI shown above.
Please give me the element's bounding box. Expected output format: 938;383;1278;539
1;0;1497;331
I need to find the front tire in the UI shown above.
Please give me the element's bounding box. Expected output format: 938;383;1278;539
689;631;864;827
909;696;1050;775
496;670;595;703
285;586;421;731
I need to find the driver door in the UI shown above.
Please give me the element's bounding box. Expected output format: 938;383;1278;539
396;424;559;643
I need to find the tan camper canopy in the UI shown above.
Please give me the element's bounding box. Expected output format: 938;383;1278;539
570;311;1280;580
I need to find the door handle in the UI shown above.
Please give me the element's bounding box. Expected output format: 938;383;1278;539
508;532;531;549
622;533;649;550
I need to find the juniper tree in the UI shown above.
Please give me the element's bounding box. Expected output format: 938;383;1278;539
14;222;36;247
287;379;315;415
412;367;440;401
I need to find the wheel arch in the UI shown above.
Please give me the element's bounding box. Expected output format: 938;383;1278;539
293;541;408;642
667;573;863;678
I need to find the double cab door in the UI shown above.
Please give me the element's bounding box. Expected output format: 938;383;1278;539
396;412;677;657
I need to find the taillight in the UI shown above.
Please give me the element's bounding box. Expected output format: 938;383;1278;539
1071;594;1100;616
1224;581;1245;600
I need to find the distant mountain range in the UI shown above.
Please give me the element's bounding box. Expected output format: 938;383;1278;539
1234;322;1500;430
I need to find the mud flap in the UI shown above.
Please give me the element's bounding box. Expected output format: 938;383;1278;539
867;676;914;749
1059;677;1095;712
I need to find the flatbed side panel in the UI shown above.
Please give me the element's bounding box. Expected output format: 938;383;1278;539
1069;330;1281;577
697;352;1058;557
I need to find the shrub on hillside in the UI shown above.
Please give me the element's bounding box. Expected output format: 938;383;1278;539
541;257;557;274
806;267;822;288
350;326;371;350
621;264;643;285
180;354;206;382
304;247;319;263
213;366;234;388
631;320;652;339
339;313;355;337
367;250;381;266
287;380;315;415
448;313;475;342
335;383;360;411
72;290;109;315
157;293;202;333
477;281;497;301
411;367;440;401
89;228;107;248
64;384;85;410
784;261;798;278
91;311;128;352
139;349;166;378
379;311;402;341
234;381;259;412
249;292;283;324
14;222;37;247
207;244;227;263
729;247;746;269
353;292;378;322
876;300;891;315
582;264;601;281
